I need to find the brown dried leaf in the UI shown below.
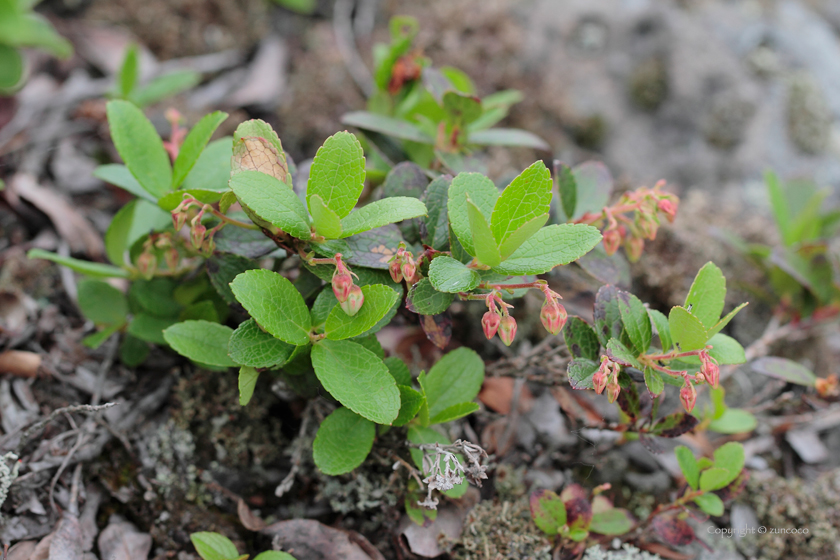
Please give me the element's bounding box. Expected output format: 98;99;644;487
31;534;53;560
478;377;534;415
419;312;451;349
6;541;36;560
237;497;266;531
232;137;288;180
97;515;152;560
262;518;384;560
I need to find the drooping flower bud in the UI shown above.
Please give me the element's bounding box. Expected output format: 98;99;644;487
137;251;157;280
657;198;678;223
540;299;568;335
498;314;517;346
401;256;416;283
481;311;500;340
593;358;610;395
332;271;353;303
700;352;720;389
606;382;621;404
389;259;403;283
190;223;206;248
680;377;697;412
340;284;365;316
172;210;187;231
625;236;644;262
603;228;621;255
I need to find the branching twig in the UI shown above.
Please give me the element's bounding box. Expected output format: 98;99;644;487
13;403;117;456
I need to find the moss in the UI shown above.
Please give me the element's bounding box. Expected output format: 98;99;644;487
786;74;832;155
449;497;553;560
628;58;669;112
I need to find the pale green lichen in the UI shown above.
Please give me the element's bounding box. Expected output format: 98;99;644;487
449;497;552;560
0;453;20;518
584;544;662;560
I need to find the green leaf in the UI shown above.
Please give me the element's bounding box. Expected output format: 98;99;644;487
467;198;501;267
325;284;400;340
171;111;228;189
0;12;72;58
675;445;699;490
699;467;733;492
406;278;454;315
428;256;480;293
128;314;176;345
712;441;745;482
498;213;549;260
556;162;577;220
129;70;201;108
684;262;726;330
190;532;239;560
93;164;157;203
567;358;598;390
129;278;181;318
567;528;590;542
119;334;149;367
179;301;219;323
648;309;673;352
158;189;224;212
339;197;427;237
309;194;343;238
694;493;724;516
106;100;172;199
469;128;549;150
707;409;757;434
492;224;602;275
490;161;552;246
77;279;128;325
443;91;483;125
421;175;452;251
229;319;295;368
429;402;480;425
563;317;600;361
27;249;130;279
447;172;498;256
706;333;745;365
618;291;651;355
385;356;412;386
182;138;232;192
83;323;122;349
238;366;259;406
594;285;622;346
0;45;23;91
708;303;748;338
422;347;484;420
206;253;260;305
307;131;365;218
766;171;792;245
529;489;566;536
163;320;237;367
105;199;171;266
311;339;400;424
312;407;375;475
644;367;664;396
230;269;311;346
117;44;139;98
751;356;816;386
668;306;708;351
253;552;297;560
606;339;642;369
394;385;425;427
342;111;435;144
230;171;311;240
590;509;634;536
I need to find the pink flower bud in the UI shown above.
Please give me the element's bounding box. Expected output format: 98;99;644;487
701;354;720;389
606;382;621;404
389;259;403;283
680;378;697;412
401;257;416;282
137;251;157;280
603;228;621;255
332;271;353;303
540;299;568;335
657;198;677;223
592;362;609;395
340;284;365;316
498;314;517;346
190;223;206;248
172;211;187;231
482;311;500;340
625;236;644;262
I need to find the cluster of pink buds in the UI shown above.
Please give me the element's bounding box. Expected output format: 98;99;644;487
481;291;517;346
171;199;220;255
578;180;679;262
698;350;720;388
593;356;622;403
331;254;364;316
388;245;417;283
679;372;697;412
538;286;568;335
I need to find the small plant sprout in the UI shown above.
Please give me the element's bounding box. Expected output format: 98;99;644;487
190;531;297;560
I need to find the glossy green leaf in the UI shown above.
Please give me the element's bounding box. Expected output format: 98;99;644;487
230;269;311;346
238;366;259;406
311;339;399;424
104;199;171;266
385;356;411;386
606;339;642;369
498;213;549;260
313;407;375;475
190;532;239;560
567;358;598;390
93;164;157;203
493;224;601;275
428;256;480;293
253;552;297;560
309;194;343;238
429;402;480;425
0;45;23;91
617;291;651;355
707;409;757;434
342;111;435;144
182;138;232;192
230;170;311;240
421;175;452;251
339;197;427;237
128;314;176;345
706;333;745;365
157;189;225;212
699;467;732;492
117;44;139;98
163;320;237;367
228;319;295;368
490;161;552;246
406;278;454;315
325;284;400;340
130;71;200;108
644;367;664;396
675;445;699;490
447;172;498;256
467;198;501;267
77;279;128;326
106;100;172;199
307;131;365;218
0;12;72;58
171;111;228;189
422;347;484;420
684;262;726;330
563;317;600;361
556;162;577;220
668;306;708;351
27;249;130;279
394;385;425;427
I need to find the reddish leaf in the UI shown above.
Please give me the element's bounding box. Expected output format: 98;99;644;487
651;513;695;546
714;469;750;503
649;413;699;438
562;496;592;531
420;312;451;349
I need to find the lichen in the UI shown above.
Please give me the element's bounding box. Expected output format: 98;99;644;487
0;453;20;518
584;544;662;560
786;73;832;155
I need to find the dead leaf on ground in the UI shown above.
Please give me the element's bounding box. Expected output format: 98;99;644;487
237;497;266;531
262;518;385;560
0;350;43;378
8;174;104;258
49;513;83;560
97;515;153;560
6;541;36;560
398;488;479;558
479;377;534;414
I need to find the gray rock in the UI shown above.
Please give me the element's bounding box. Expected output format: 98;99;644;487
523;392;577;448
623;470;670;493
